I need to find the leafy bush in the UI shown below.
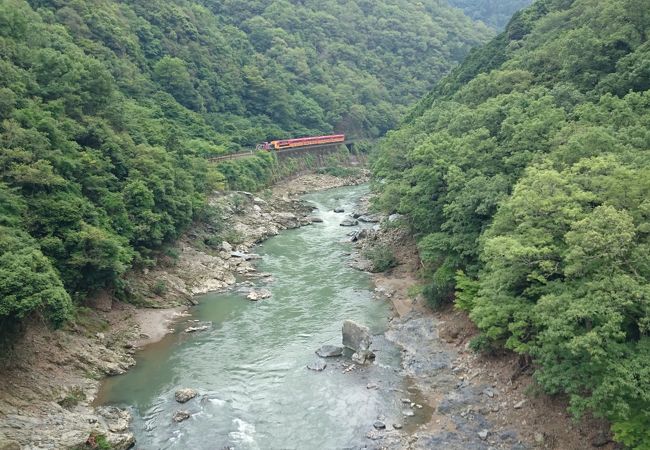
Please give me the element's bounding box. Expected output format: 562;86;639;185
58;387;86;410
316;166;358;178
152;281;168;296
363;245;397;273
221;229;245;246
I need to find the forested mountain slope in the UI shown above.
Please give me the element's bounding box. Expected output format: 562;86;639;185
0;0;494;337
446;0;533;28
372;0;650;446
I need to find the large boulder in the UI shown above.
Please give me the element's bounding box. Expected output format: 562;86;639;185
316;345;343;357
173;410;191;423
349;229;368;242
340;219;359;227
307;360;327;371
358;214;380;223
342;320;372;352
247;289;271;301
352;350;375;364
96;406;132;433
174;388;197;403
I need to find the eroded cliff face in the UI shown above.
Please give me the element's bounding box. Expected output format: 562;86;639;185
0;172;367;450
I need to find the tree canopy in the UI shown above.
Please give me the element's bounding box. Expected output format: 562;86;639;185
0;0;498;330
372;0;650;446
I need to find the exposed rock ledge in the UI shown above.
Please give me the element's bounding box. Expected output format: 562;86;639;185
0;171;368;450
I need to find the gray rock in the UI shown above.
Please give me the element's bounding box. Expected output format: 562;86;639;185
388;213;403;222
247;289;272;301
184;325;209;333
499;430;517;442
393;423;403;430
105;433;136;450
402;409;415;417
513;399;526;409
316;345;343;357
96;406;132;433
307;360;327;371
483;388;495;398
349;229;368;242
175;388;198;403
352;350;375;364
221;241;233;252
366;382;379;390
334;207;345;213
340;219;359;227
373;420;386;430
478;430;489;440
231;251;261;261
173;410;191;423
342;320;372;352
358;214;380;223
308;216;324;223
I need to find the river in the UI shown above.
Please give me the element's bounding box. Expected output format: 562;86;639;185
97;184;424;449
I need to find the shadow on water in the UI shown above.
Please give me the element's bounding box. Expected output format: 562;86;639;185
97;184;431;449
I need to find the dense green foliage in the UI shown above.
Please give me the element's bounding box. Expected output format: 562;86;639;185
363;244;398;273
207;0;493;137
447;0;533;28
372;0;650;445
0;0;495;329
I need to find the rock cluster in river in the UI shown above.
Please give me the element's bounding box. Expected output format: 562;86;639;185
307;360;327;371
247;289;272;301
173;410;191;423
316;345;344;357
342;320;375;364
175;388;198;403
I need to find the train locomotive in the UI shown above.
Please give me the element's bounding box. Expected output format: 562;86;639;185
256;134;345;151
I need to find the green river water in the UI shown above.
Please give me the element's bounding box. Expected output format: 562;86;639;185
97;185;417;449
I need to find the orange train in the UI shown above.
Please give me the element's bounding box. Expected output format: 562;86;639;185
256;134;345;151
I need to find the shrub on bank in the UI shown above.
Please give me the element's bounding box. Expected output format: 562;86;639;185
363;245;397;273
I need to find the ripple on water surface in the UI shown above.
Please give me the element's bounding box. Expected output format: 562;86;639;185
98;185;412;449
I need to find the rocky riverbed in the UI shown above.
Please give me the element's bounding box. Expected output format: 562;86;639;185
0;172;368;450
349;195;615;450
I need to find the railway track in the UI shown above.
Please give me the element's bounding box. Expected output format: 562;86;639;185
207;140;357;163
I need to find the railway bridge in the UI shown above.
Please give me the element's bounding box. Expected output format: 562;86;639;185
207;139;358;164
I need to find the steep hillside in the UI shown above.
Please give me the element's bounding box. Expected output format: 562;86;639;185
372;0;650;447
447;0;533;28
0;0;493;339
